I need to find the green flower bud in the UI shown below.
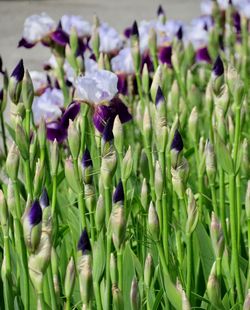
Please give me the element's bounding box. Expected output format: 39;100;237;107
148;202;160;241
98;52;105;70
130;277;140;310
171;158;189;199
144;253;154;289
188;106;198;143
66;44;78;72
76;55;85;73
38;119;46;151
7;180;16;218
186;188;198;235
95;194;105;231
78;253;93;306
91;26;100;60
214;84;229;116
242;139;249;177
141;178;148;211
243;290;250;310
6;142;19;180
101;144;117;189
155;161;163;199
131;40;141;73
150;65;162;102
181;289;191;310
142;63;149;95
140;149;149;182
149;28;157;62
34;159;44;198
112;284;124;310
0;190;8;231
29;132;38;169
143;107;152;146
68;120;80;160
207;262;221;307
64;257;76;299
51;140;59;177
110;253;118;285
228;114;234;145
246;181;250;220
205;141;216;184
15;116;29;160
111;204;126;251
9;59;24;104
22;70;34;110
113;115;123;155
65;157;82;193
85;184;95;212
205;80;213;116
210;212;224;258
51;247;60;296
121;146;133;182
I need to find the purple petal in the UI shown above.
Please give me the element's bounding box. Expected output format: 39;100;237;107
46;121;67;143
18;38;35;49
195;47;211;63
93;105;112;133
117;73;128;95
158;46;172;68
131;21;139;37
124;27;132;39
102;118;114;142
110;97;132;124
11;59;24;81
176;26;183;40
113;180;124;203
233;11;241;34
61;101;80;129
82;148;93;168
39;188;49;209
171;130;184;152
29;200;42;226
213;55;224;77
142;52;154;72
78;228;91;254
50;29;69;46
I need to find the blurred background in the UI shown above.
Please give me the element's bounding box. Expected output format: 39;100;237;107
0;0;201;71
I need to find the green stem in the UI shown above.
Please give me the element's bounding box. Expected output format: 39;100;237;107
117;251;123;292
51;175;57;217
219;168;228;246
38;292;47;310
24;159;33;200
228;174;243;304
94;281;103;310
211;183;219;216
135;71;143;102
233;106;241;163
173;193;183;265
186;234;192;301
145;146;156;201
80;105;89;157
236;174;241;248
246;220;250;290
65;298;71;310
0;113;7;157
25;108;31;139
47;264;57;310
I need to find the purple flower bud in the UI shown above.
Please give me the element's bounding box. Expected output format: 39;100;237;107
176;26;183;40
61;101;81;129
158;46;172;67
233;12;241;34
142;52;154;72
171;130;184;152
0;89;3;101
78;228;91;254
46;122;67;143
155;86;165;107
29;200;42;226
0;56;4;74
82;148;93;168
157;5;165;16
195;47;211;63
50;29;69;46
39;188;49;209
213;56;224;77
131;21;139;37
11;59;24;82
113;180;124;203
18;38;35;49
103;118;114;142
124;27;132;38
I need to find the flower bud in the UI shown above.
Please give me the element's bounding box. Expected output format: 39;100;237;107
243;290;250;310
150;65;162;102
143;107;152;146
112;284;124;310
50;139;59;177
141;178;148;211
113;115;123;155
85;184;95;212
207;262;221;307
205;141;216;184
130;277;140;310
68;120;80;160
186;188;198;235
81;148;93;185
15;116;29;160
188;106;198;143
95;194;105;231
111;203;126;250
214;84;229;116
22;69;34;110
7;180;16;218
23;200;43;252
101;143;117;189
9;59;24;104
38;118;46;150
110;253;118;285
121;146;133;182
148;202;160;241
78;253;93;306
149;28;157;61
171;158;189;199
210;212;224;258
65;157;82;193
131;32;140;72
0;190;8;231
78;229;91;254
6;142;19;180
155;161;163;199
142;63;149;95
242;138;249;177
64;257;76;299
51;247;60;296
205;81;213;116
34;159;44;198
170;130;183;168
246;181;250;220
144;253;154;289
39;188;49;209
211;56;224;95
91;26;100;60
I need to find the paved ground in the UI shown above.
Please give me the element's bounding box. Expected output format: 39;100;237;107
0;0;201;72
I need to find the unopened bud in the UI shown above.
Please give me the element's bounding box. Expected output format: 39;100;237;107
7;180;16;218
141;178;148;211
143;107;152;146
110;253;118;285
100;144;117;188
95;194;105;231
0;190;8;230
210;212;224;258
207;262;221;307
78;254;93;306
70;27;78;55
155;161;163;199
112;284;124;310
188;106;198;142
34;159;44;198
186;188;198;235
38;119;46;151
64;257;76;298
91;26;100;60
130;277;140;310
121;146;133;182
9;59;24;104
171;158;189;199
22;70;34;109
148;202;160;241
113;115;123;154
131;40;141;73
144;253;154;288
65;157;82;193
111;204;126;250
205;141;216;183
6;142;19;180
142;63;149;94
150;65;162;102
68;120;80;159
246;181;250;219
15;116;29;160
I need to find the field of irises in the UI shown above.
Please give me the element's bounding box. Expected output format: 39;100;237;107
0;0;250;309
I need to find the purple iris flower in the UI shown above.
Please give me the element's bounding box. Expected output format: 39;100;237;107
78;228;91;254
29;200;43;226
176;26;183;40
50;29;69;46
195;47;211;63
113;180;124;203
171;130;184;152
117;73;128;95
158;46;172;68
233;11;241;34
213;55;224;77
46;101;80;143
11;59;24;82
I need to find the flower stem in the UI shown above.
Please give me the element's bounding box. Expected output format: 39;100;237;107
186;233;192;301
94;281;103;310
117;251;123;292
0;112;7;157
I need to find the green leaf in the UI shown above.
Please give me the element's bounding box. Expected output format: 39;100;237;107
93;234;105;282
123;243;136;310
5;123;16;142
152;288;164;310
215;133;234;174
195;223;215;283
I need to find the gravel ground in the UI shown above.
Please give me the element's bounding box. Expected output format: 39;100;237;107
0;0;201;71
